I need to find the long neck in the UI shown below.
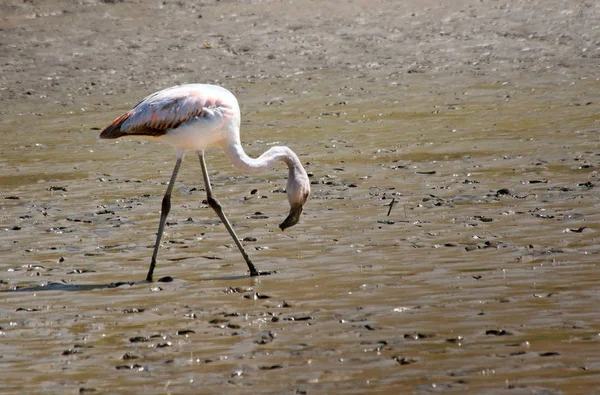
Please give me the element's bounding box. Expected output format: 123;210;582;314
222;141;303;174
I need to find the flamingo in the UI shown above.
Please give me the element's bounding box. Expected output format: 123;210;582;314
98;84;310;282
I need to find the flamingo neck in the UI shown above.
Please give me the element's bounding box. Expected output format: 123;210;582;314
222;141;301;174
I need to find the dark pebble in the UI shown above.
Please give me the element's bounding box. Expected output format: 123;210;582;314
496;188;511;196
115;364;144;370
259;365;283;370
129;336;149;343
244;292;271;300
254;330;276;345
157;276;174;283
539;351;560;357
393;356;417;365
485;329;512;336
483;240;502;248
95;209;115;215
123;308;145;314
404;333;434;339
248;214;269;219
177;330;195;335
113;282;134;287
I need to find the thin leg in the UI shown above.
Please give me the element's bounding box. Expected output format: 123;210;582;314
146;157;183;282
198;151;264;276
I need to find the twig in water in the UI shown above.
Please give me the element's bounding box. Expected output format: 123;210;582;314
387;198;397;216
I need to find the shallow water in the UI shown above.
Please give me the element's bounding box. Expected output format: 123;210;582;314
1;72;600;393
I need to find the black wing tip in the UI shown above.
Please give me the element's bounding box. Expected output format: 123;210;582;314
99;112;131;139
99;126;125;139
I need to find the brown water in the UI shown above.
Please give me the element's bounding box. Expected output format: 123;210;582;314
1;72;600;394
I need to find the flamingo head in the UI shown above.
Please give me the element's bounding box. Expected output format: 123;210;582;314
279;165;310;231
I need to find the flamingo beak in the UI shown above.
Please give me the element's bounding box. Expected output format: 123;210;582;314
279;204;303;231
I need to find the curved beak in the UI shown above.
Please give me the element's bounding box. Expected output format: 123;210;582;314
279;204;304;231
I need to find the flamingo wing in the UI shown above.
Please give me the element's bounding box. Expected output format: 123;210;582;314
99;86;212;139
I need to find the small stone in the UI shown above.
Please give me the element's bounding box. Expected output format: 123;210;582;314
157;276;173;283
129;336;149;343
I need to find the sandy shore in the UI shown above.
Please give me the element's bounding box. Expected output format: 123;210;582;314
1;0;598;116
1;1;599;393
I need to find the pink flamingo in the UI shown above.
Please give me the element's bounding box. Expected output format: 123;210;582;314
99;84;310;281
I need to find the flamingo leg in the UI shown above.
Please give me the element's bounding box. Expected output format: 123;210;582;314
198;151;263;277
146;157;182;282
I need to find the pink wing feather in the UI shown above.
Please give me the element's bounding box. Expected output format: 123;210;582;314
99;85;221;139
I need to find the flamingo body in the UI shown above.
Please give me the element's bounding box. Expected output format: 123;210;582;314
99;84;310;281
100;84;239;152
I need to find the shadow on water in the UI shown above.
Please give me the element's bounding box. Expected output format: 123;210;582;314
203;270;277;282
3;272;271;293
2;280;146;293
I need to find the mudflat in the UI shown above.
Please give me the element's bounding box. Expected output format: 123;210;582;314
1;1;599;393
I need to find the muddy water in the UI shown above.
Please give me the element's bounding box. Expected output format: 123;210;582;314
1;72;600;394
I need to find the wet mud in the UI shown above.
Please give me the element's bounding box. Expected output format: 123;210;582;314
1;0;600;393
